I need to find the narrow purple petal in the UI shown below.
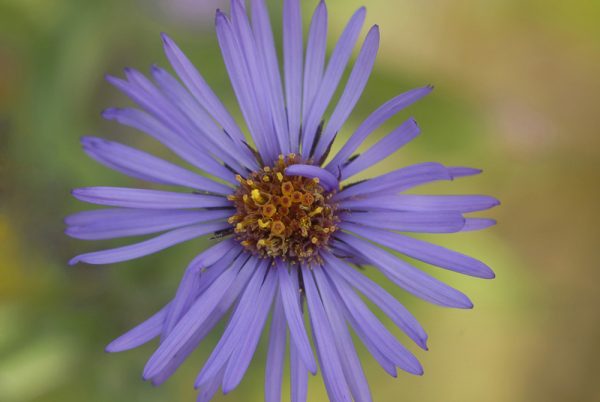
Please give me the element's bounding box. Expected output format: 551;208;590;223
334;232;474;308
277;263;318;374
148;66;248;174
340;211;465;234
340;118;420;180
250;0;290;154
341;223;495;278
105;304;168;353
327;268;424;375
160;33;248;148
196;368;224;402
193;244;244;296
229;1;283;157
283;0;303;152
107;72;237;182
81;136;232;194
284;164;339;192
335;162;451;201
327;86;433;172
65;208;231;240
151;66;258;171
340;300;397;377
313;266;373;402
161;241;241;338
302;7;366;155
301;265;352;402
290;342;308;402
312;25;380;161
331;242;371;266
102;107;236;183
195;260;269;387
215;10;277;162
340;194;500;213
301;1;328;153
149;255;255;386
448;166;482;178
71;187;231;209
265;295;286;402
69;222;229;265
142;263;240;380
222;267;277;393
323;253;428;350
462;218;497;231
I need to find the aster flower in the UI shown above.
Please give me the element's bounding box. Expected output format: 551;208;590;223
67;0;499;401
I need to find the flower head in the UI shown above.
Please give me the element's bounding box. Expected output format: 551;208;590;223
67;0;499;401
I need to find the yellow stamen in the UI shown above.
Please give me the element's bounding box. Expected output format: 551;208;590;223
258;219;271;229
309;207;323;217
251;189;265;204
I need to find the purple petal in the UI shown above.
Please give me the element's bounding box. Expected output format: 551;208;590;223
150;66;258;171
265;295;286;402
65;208;231;240
340;118;420;180
81;136;232;194
342;223;495;278
250;0;290;154
301;265;352;402
102;107;236;183
301;1;328;153
331;242;371;266
334;232;474;308
105;304;168;353
195;260;269;388
69;222;229;265
312;25;380;161
340;194;500;213
196;368;224;402
339;300;397;377
161;241;241;338
142;263;240;380
301;7;366;155
148;66;248;174
323;253;428;350
340;211;465;234
277;262;317;374
149;255;256;386
215;10;277;163
160;33;248;148
312;265;373;402
229;1;284;157
335;162;451;201
448;166;482;178
222;266;277;393
284;164;339;192
462;218;497;232
290;342;308;402
283;0;303;153
71;187;231;209
326;86;433;172
326;267;423;375
107;72;237;182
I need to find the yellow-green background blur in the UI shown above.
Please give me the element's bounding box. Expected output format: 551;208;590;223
1;0;598;401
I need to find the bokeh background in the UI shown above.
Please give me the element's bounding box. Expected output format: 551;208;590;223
1;0;598;401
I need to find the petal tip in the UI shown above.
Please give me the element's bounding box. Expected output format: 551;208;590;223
160;32;172;45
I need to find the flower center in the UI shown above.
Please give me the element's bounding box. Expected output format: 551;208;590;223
228;154;338;264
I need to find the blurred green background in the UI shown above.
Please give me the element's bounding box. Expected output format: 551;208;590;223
1;0;598;401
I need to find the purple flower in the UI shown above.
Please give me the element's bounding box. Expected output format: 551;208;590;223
67;0;498;400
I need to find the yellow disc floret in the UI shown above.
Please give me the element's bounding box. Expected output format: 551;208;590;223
228;154;339;264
